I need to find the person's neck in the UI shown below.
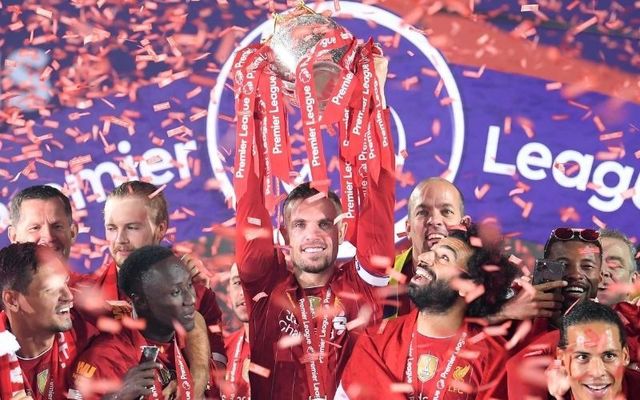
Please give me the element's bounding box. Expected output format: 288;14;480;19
294;266;335;289
8;317;55;359
242;323;249;340
416;302;466;338
142;322;175;343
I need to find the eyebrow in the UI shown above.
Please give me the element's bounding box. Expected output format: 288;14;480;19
439;245;458;258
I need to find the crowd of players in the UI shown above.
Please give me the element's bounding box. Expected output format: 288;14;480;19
0;174;638;400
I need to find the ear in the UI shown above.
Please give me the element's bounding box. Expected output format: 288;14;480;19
7;225;16;244
70;221;79;243
337;221;347;245
623;345;630;366
2;289;20;312
279;224;289;245
631;272;639;285
405;218;411;239
130;293;148;312
460;215;472;228
154;221;168;244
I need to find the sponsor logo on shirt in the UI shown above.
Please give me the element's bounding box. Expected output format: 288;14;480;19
37;368;49;394
74;361;96;379
417;355;438;382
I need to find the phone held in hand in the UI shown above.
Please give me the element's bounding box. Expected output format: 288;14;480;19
532;259;566;286
139;345;159;364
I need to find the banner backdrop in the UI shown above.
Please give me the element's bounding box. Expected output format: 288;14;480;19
0;0;638;271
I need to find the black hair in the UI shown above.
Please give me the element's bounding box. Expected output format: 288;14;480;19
10;185;73;225
438;225;518;318
559;300;627;349
0;243;40;307
118;245;175;298
282;182;341;222
107;181;169;228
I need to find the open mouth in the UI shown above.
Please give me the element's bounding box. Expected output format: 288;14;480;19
563;284;587;297
582;383;611;397
414;267;436;283
56;304;73;315
425;233;446;247
302;246;326;254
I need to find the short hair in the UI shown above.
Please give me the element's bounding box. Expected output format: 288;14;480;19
408;178;465;216
107;181;169;228
10;185;73;225
118;245;174;298
455;225;518;318
0;243;39;303
543;228;603;262
282;182;342;224
559;300;626;349
600;228;638;272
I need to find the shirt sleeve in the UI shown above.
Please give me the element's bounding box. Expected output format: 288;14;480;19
235;154;287;300
354;108;395;286
194;283;227;365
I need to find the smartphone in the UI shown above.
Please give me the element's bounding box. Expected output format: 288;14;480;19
139;345;159;364
532;259;566;285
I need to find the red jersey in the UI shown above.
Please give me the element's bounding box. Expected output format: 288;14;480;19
505;328;559;399
222;329;251;400
614;302;640;363
338;310;507;400
71;328;193;400
70;260;227;365
0;309;97;400
235;156;395;397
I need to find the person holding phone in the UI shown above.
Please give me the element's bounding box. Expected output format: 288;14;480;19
506;227;604;399
70;246;198;400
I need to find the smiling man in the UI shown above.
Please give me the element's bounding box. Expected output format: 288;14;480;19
337;229;516;399
0;243;97;399
506;227;604;398
8;185;78;258
71;246;197;400
386;178;471;318
550;300;640;400
597;229;638;306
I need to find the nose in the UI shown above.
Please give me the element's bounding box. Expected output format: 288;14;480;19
183;286;196;307
61;284;74;303
115;228;129;244
418;251;435;267
601;268;612;281
563;261;582;281
427;213;444;227
38;225;54;245
588;356;607;377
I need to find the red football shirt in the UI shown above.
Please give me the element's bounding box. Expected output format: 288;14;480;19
222;329;251;399
70;260;227;365
235;137;395;399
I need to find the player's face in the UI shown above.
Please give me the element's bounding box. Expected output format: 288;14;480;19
14;248;74;333
548;241;601;311
286;197;342;275
9;198;77;258
142;257;196;332
598;237;637;305
104;197;165;267
560;322;628;400
229;264;248;323
406;181;466;258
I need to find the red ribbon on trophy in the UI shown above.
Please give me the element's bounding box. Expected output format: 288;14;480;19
232;3;394;238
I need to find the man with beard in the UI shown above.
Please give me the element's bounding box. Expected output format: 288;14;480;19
221;263;251;399
506;227;603;398
236;54;396;399
336;229;517;399
0;243;97;399
70;246;196;400
547;300;640;400
385;178;471;318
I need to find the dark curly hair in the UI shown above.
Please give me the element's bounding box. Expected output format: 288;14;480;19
559;300;626;349
118;245;174;298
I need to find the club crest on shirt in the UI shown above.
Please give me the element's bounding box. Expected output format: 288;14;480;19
417;355;439;382
449;364;471;393
37;368;49;394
